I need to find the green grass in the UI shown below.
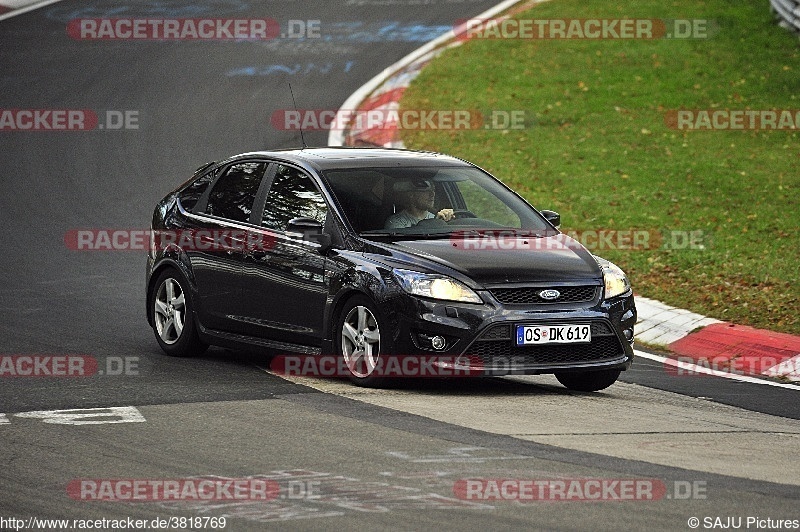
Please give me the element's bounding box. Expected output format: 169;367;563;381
400;0;800;334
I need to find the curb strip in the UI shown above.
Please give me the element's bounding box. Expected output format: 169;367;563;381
0;0;63;22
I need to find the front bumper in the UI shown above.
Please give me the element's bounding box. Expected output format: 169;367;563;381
386;289;636;376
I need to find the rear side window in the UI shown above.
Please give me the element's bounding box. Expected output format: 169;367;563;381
261;165;328;231
205;162;269;223
178;170;216;212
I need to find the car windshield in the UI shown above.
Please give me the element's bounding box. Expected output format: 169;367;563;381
322;165;552;237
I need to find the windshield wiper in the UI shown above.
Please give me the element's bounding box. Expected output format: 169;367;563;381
360;231;397;237
361;231;470;240
471;228;552;238
415;232;459;239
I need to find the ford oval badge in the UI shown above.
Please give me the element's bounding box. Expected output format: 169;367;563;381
539;289;561;300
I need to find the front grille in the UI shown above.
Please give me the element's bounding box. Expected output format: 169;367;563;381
480;324;512;341
490;286;597;305
466;336;624;367
591;321;613;336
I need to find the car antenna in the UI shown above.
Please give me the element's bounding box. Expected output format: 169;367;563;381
288;83;307;149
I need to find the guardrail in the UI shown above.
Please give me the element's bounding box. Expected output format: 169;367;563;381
771;0;800;34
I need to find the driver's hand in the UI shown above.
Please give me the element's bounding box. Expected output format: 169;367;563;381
436;208;455;222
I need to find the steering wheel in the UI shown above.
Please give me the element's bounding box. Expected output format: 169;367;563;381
448;209;477;222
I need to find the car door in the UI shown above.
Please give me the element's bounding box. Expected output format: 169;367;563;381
239;163;330;346
185;160;270;333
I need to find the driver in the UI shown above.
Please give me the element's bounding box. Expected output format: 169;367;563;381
385;179;455;229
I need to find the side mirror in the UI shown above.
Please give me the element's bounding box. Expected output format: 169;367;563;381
540;210;561;229
287;217;332;253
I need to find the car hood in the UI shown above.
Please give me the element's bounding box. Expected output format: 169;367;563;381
389;233;602;286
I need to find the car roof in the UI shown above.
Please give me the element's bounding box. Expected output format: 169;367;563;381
226;147;473;171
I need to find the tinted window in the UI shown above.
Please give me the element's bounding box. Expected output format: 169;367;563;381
261;165;327;231
178;170;216;212
205;162;268;223
323;166;547;235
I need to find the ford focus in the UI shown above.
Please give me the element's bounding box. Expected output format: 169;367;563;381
145;147;636;391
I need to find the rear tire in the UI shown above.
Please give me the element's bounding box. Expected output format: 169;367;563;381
336;295;390;388
555;368;621;392
150;269;207;357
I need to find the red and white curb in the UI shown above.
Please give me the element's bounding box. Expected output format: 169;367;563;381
634;296;720;345
635;296;799;382
328;0;540;148
328;1;800;385
0;0;62;21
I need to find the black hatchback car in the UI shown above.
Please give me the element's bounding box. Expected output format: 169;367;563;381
146;147;636;391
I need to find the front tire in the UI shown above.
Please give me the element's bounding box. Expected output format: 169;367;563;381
555;368;621;392
336;295;390;388
150;269;207;357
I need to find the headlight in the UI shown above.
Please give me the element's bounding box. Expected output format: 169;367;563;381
594;256;631;299
393;269;482;304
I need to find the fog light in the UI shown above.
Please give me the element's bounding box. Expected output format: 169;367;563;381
431;335;446;350
414;332;450;351
623;328;634;342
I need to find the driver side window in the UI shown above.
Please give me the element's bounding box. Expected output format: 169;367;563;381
456;180;521;227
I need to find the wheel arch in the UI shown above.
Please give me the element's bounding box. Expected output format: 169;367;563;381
325;288;373;350
146;256;197;326
322;261;398;349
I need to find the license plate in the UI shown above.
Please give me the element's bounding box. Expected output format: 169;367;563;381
516;324;591;345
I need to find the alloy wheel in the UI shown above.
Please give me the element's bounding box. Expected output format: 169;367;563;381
154;277;186;345
341;305;381;378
